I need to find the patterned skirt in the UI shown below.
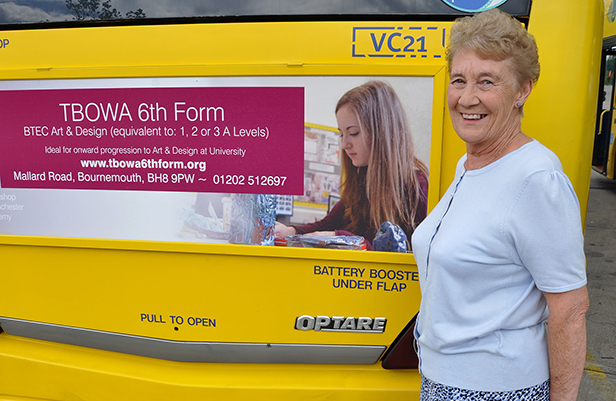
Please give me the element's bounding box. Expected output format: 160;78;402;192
420;376;550;401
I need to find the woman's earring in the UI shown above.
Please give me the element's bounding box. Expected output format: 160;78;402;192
517;102;522;107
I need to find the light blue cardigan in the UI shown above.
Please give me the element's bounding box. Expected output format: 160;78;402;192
412;140;587;392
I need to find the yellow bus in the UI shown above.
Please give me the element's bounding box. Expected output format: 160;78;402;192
0;0;602;399
594;0;616;178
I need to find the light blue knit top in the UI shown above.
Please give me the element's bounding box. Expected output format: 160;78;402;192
412;140;587;391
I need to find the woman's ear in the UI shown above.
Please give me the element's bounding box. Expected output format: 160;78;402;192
516;79;533;107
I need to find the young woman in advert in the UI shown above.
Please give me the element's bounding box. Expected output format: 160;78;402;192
275;80;429;250
411;9;588;401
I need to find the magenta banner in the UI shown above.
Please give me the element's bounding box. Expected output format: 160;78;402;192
0;87;304;195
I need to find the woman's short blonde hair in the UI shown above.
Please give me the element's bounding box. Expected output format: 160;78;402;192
446;8;540;88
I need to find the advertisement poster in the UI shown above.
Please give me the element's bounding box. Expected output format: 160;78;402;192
0;86;304;194
0;76;433;243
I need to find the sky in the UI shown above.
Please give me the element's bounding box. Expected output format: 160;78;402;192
0;0;71;23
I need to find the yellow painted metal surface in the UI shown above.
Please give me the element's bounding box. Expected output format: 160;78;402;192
0;21;448;79
524;0;603;228
0;335;421;400
0;20;448;399
1;239;422;400
2;236;420;345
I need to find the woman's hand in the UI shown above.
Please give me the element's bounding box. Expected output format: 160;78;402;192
275;221;296;237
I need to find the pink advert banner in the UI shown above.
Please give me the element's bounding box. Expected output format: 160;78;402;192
0;87;305;195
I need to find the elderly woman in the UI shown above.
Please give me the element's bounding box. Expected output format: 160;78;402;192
412;9;588;401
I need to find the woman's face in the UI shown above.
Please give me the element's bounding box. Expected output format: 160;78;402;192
336;103;371;167
447;48;531;150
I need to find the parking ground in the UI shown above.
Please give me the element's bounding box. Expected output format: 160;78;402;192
578;171;616;401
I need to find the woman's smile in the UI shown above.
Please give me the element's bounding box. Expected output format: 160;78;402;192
461;113;487;120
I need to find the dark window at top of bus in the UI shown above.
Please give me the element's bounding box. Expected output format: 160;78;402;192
0;0;531;26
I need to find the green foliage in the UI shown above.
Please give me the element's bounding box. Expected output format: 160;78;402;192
65;0;146;21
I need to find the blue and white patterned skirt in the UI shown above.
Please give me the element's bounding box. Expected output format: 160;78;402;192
420;376;550;401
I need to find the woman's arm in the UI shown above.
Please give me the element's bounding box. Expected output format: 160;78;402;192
290;200;347;235
544;285;589;401
274;201;346;237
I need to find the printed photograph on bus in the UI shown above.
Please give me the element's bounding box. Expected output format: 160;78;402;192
0;76;433;249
